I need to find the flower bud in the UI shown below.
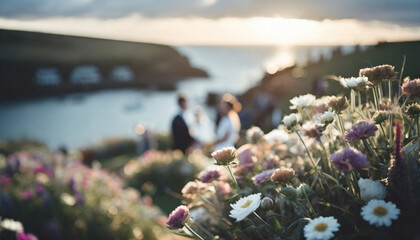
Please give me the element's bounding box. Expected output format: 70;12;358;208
372;111;390;124
260;197;274;211
327;96;349;114
297;184;311;198
283;113;299;129
406;103;420;116
279;187;298;200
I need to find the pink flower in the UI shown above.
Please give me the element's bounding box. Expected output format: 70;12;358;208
17;233;38;240
166;205;190;230
0;175;12;186
21;189;33;200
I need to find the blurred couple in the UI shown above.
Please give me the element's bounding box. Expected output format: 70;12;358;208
171;94;241;154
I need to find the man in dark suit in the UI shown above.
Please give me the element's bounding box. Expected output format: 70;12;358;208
171;95;195;153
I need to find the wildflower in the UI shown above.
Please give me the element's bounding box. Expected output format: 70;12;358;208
166;205;190;230
302;123;324;139
372;111;390;124
271;167;295;184
236;144;254;166
0;175;12;186
304;216;340;240
197;169;221;183
260;197;274;211
252;169;276;186
181;181;207;198
359;65;397;85
283;113;299;128
327;96;349;114
262;154;280;170
340;76;369;89
35;184;45;196
330;147;369;172
246;126;264;143
212;147;237;166
1;218;24;233
361;200;400;227
263;129;289;143
21;189;33;200
344;120;377;141
358;178;386;201
290;94;316;109
17;233;38;240
401;77;420;97
229;193;261;222
406;103;420;116
320;109;335;126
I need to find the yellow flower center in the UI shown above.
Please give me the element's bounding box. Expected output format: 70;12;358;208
241;200;253;208
314;223;328;232
373;206;388;216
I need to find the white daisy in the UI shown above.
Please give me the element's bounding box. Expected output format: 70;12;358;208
358;178;386;201
283;113;299;128
263;129;289;144
304;216;340;240
340;76;369;89
290;94;316;109
361;199;400;227
0;218;24;233
229;193;261;222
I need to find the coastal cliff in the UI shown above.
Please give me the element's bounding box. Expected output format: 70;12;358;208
0;29;208;100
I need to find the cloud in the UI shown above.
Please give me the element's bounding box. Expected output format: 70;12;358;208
1;0;420;25
1;15;420;46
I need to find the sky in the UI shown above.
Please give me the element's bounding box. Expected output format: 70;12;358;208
1;0;420;46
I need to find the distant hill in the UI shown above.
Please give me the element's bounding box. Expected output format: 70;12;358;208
241;40;420;114
0;29;207;100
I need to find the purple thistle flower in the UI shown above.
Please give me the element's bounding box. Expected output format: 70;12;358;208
198;169;221;183
166;205;190;230
344;120;377;141
262;154;280;170
252;169;275;186
330;147;369;172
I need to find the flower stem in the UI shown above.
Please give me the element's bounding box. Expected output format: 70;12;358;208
253;212;275;232
185;223;205;240
293;127;330;193
226;164;241;196
362;138;380;163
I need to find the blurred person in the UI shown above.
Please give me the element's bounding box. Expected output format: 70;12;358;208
214;94;241;150
171;94;195;153
190;107;215;145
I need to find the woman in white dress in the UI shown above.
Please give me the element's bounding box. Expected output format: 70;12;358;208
214;94;241;150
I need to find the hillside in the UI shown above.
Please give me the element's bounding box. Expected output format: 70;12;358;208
0;29;207;100
241;40;420;114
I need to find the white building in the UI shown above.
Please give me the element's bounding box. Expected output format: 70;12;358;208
34;68;62;86
70;65;102;84
110;66;134;82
